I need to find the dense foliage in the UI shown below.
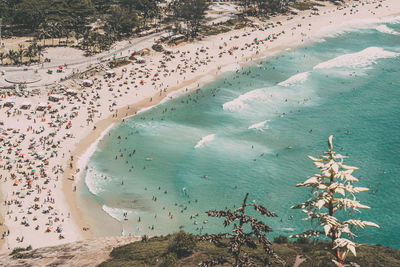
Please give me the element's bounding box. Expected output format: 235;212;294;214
237;0;294;15
0;0;296;64
0;0;158;37
99;232;400;267
200;193;284;266
0;0;294;37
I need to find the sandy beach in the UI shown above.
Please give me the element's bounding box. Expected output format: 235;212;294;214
0;0;399;250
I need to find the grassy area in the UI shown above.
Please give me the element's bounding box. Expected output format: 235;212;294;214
107;58;131;69
99;233;400;267
200;18;250;37
10;245;33;259
290;1;325;11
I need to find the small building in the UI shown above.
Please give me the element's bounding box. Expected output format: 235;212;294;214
160;32;174;41
169;34;185;44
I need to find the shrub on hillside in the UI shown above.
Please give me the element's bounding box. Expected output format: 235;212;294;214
274;235;289;244
296;237;310;245
169;231;197;258
161;253;178;267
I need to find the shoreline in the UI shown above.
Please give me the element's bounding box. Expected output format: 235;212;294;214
1;0;399;250
50;0;400;243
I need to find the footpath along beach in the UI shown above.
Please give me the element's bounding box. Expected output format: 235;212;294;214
0;0;399;250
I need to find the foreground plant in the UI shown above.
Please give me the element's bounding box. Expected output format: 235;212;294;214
291;136;379;266
200;193;285;266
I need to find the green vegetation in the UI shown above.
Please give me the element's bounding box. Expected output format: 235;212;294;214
0;0;159;59
99;232;400;267
169;231;197;258
200;193;284;266
107;58;131;69
289;1;324;11
0;0;295;65
10;245;33;259
237;0;294;16
168;0;209;38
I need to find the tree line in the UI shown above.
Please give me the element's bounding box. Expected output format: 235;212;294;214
238;0;293;16
0;0;294;64
1;0;294;38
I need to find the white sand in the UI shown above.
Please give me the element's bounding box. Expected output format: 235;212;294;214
0;0;399;251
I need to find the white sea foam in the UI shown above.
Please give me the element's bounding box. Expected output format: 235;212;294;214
194;134;216;149
316;16;400;39
248;120;270;131
280;227;295;232
278;72;309;87
160;75;214;104
314;47;399;70
77;123;115;185
376;25;400;35
102;205;131;222
136;105;156;115
85;167;105;195
222;88;264;111
220;63;240;73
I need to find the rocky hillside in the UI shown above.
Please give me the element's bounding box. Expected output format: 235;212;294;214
0;236;140;267
1;233;399;267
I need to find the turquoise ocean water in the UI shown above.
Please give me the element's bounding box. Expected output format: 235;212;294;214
78;21;400;248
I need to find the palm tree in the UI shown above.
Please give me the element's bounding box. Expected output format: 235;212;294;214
36;45;44;63
49;23;57;46
0;51;5;65
17;44;25;64
7;50;18;65
57;25;66;45
25;45;35;63
37;23;50;47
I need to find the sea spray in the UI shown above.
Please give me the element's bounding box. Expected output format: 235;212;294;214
194;134;216;149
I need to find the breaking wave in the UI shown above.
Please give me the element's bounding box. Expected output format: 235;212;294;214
222;89;264;111
278;72;309;87
102;205;131;222
314;47;399;70
248;120;270;131
376;25;400;35
194;134;216;148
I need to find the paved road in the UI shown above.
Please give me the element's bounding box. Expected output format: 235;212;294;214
0;31;164;88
